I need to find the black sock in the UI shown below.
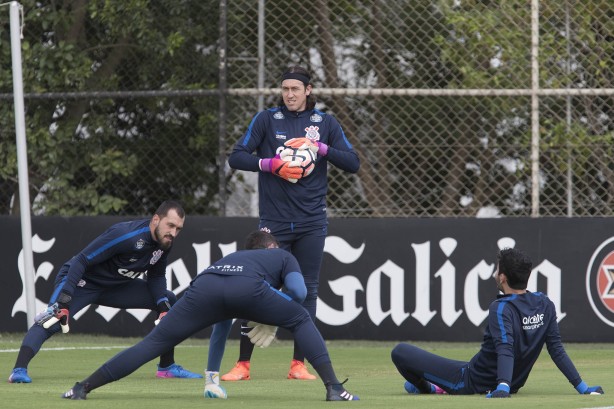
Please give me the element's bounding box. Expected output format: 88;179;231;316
238;322;255;362
292;342;305;362
415;379;433;394
312;361;338;386
158;349;175;368
14;346;35;369
81;367;114;391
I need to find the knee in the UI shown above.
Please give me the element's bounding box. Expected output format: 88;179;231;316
391;343;407;364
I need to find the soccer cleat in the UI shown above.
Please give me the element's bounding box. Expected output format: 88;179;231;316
62;382;89;400
204;371;227;399
326;382;359;401
221;361;251;381
287;359;316;380
156;363;203;379
8;367;31;383
404;381;420;394
404;380;447;395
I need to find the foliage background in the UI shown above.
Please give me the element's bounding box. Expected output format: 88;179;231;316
1;1;613;217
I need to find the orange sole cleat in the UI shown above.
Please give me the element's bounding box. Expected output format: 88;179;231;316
287;359;317;380
221;361;251;381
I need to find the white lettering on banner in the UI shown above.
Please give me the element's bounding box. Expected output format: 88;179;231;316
366;260;410;325
412;242;437;325
464;260;494;326
316;276;364;325
527;259;566;322
316;236;365;325
12;234;56;318
13;234;566;329
435;238;463;327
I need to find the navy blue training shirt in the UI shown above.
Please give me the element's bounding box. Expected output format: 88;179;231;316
228;106;360;223
199;248;304;300
468;291;581;393
54;219;170;305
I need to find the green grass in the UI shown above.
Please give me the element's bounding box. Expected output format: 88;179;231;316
0;333;611;409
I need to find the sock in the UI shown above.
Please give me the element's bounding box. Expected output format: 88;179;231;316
238;322;255;362
158;349;175;368
292;342;305;362
81;367;114;391
14;346;35;369
312;361;338;386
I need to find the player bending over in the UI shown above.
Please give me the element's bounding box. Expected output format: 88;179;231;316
61;231;358;402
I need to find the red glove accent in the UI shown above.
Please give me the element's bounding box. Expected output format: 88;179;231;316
260;157;303;183
155;311;168;325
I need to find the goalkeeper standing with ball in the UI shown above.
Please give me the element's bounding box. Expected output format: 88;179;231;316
391;248;604;398
206;65;360;383
8;200;201;383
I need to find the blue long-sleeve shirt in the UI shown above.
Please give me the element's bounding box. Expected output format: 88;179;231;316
53;219;169;306
228;106;360;223
468;291;581;393
200;248;306;302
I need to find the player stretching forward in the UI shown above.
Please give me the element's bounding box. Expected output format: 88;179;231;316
61;231;358;402
391;247;604;398
8;200;201;383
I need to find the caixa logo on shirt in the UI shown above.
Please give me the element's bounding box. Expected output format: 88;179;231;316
586;237;614;327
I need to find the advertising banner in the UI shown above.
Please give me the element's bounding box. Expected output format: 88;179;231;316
2;216;613;342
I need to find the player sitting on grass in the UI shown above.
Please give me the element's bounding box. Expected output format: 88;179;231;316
391;247;604;398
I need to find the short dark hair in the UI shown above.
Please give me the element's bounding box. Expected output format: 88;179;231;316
278;65;317;110
244;230;279;250
497;248;532;290
155;200;185;219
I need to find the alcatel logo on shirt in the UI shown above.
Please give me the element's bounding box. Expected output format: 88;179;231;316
522;313;544;330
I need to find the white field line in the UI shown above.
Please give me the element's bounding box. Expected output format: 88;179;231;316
0;345;201;353
577;406;614;409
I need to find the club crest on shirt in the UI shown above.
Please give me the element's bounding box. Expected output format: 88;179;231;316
310;113;322;122
150;249;163;265
274;111;285;119
135;239;145;250
304;125;320;141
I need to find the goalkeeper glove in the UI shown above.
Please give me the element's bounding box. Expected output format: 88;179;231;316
576;381;604;395
260;157;303;183
246;321;278;348
284;137;328;156
154;300;171;325
486;383;510;398
36;302;70;333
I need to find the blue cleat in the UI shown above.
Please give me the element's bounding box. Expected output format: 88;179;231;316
8;368;31;384
404;381;420;394
156;363;203;379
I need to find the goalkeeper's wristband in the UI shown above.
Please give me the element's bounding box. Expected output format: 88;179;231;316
157;299;171;313
316;142;329;156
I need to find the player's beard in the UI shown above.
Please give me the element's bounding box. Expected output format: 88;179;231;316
154;225;174;251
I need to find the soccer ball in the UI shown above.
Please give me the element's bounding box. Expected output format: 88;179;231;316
281;147;317;178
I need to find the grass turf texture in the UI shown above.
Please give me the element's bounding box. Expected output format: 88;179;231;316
0;333;611;409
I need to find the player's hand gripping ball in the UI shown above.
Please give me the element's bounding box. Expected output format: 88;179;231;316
280;146;316;178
